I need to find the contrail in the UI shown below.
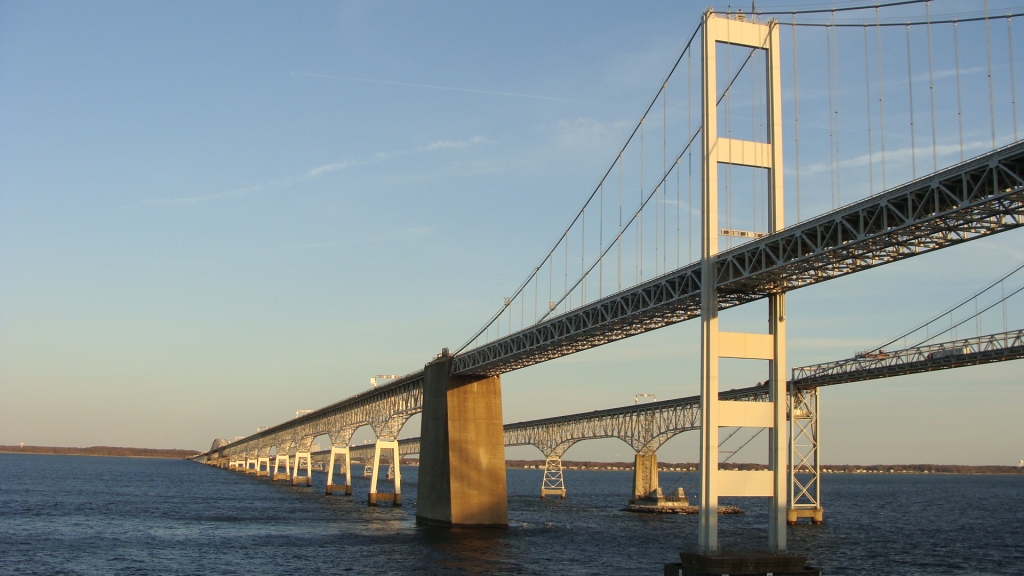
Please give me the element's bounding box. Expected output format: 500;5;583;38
291;72;615;106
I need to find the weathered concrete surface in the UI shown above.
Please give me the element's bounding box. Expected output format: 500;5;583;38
416;354;508;527
632;453;659;499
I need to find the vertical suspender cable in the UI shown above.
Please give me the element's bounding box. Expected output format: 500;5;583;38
833;17;843;204
876;9;887;191
563;232;568;308
1009;16;1019;142
1002;279;1008;332
986;1;996;149
663;83;668;273
827;25;837;208
618;153;622;291
581;208;586;305
751;49;758;232
639;119;643;283
927;1;938;171
599;181;603;298
687;46;693;263
676;158;681;268
954;21;964;161
792;15;802;222
906;24;917;179
864;26;876;194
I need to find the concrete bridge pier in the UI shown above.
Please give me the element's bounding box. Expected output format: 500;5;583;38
416;352;508;527
631;452;659;501
291;452;312;487
272;453;291;481
367;439;401;506
256;456;270;478
325;446;351;495
245;457;258;475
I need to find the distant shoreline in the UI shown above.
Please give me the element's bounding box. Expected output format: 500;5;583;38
504;459;1024;475
0;445;200;459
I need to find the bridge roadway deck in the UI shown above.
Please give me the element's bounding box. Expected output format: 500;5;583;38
207;143;1024;461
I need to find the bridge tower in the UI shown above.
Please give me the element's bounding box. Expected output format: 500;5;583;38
698;9;788;555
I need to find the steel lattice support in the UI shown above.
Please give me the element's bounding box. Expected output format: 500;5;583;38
788;387;822;524
540;457;566;499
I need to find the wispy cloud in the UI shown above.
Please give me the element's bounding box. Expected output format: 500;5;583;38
292;72;615;106
418;136;489;152
145;136;488;207
796;140;991;176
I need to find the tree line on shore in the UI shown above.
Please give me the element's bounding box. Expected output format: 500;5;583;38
0;445;200;459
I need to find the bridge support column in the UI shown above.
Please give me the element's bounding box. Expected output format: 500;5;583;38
416;353;508;527
788;387;823;524
291;452;312;487
631;453;659;500
325;446;351;495
273;453;291;481
245;458;257;475
540;457;566;498
367;439;401;506
256;456;270;478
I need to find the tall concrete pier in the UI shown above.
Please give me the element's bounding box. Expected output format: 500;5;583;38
416;352;508;527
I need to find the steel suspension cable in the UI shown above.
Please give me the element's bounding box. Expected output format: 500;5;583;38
873;261;1024;352
453;21;704;355
503;33;768;330
536;127;703;324
912;283;1024;348
756;0;929;16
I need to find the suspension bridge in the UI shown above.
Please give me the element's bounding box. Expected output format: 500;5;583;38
192;2;1024;571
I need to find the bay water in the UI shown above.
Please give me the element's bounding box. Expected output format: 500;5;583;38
1;454;1021;575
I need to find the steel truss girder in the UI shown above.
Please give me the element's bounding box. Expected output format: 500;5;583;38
791;329;1024;387
451;141;1024;376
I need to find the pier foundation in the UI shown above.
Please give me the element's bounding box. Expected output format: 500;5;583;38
367;439;401;506
416;353;508;527
325;446;351;495
632;453;659;500
291;451;312;487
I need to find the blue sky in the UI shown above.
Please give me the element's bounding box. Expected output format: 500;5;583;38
2;0;1022;465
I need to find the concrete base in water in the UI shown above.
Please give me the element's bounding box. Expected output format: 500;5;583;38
325;484;351;495
369;492;402;506
665;552;818;575
416;354;508;527
787;507;824;525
